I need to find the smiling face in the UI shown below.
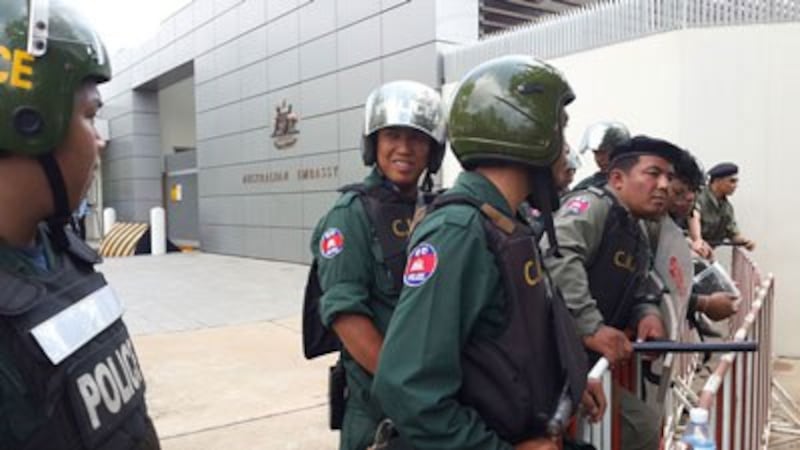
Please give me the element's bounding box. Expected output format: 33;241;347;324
375;127;431;194
53;81;105;211
610;154;675;219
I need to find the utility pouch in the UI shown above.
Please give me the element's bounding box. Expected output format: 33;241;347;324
328;359;347;430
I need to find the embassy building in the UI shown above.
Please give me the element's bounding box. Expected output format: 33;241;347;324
98;0;494;262
99;0;800;355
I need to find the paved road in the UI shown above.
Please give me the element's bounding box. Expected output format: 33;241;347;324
100;252;338;449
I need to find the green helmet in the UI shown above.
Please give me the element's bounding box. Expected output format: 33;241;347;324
0;0;111;156
448;55;574;169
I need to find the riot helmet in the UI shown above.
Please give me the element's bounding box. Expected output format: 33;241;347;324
362;80;446;174
0;0;111;247
0;0;111;156
448;54;574;169
578;121;630;155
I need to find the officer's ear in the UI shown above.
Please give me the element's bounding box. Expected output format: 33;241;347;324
608;167;626;192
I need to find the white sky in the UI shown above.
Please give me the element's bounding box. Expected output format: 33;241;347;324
69;0;193;55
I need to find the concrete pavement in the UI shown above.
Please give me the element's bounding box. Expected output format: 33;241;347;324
99;251;800;449
99;252;338;449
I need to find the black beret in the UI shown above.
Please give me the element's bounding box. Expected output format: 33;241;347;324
609;135;684;167
707;162;738;181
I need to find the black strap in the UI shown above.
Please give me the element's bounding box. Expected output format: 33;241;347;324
37;153;71;250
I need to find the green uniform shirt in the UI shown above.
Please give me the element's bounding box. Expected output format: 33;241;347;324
542;188;659;336
373;171;514;450
695;186;739;244
310;168;404;448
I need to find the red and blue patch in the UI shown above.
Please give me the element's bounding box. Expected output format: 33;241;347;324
403;243;438;287
564;197;590;215
319;228;345;259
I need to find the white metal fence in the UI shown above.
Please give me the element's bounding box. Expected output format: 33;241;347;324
444;0;800;82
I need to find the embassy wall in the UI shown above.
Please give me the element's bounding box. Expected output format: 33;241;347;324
100;0;478;263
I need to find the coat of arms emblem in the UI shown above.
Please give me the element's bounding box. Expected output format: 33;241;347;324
271;99;299;149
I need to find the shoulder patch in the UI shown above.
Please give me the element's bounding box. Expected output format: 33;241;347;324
403;243;438;287
319;228;345;259
563;196;591;215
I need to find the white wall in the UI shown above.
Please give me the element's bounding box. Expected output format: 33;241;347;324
442;23;800;356
157;76;197;155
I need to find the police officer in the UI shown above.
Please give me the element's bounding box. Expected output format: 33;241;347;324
373;55;604;450
663;151;712;258
572;121;630;191
695;162;755;250
543;135;685;450
310;80;446;450
664;152;738;321
0;1;160;449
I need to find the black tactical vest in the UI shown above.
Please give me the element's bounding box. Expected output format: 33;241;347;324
428;195;588;443
344;183;417;293
302;183;416;359
584;187;650;329
0;228;159;450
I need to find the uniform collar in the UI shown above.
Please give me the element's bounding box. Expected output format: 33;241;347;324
602;183;639;219
363;167;386;188
451;171;515;217
0;226;57;276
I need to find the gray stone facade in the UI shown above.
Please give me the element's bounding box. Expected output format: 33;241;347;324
100;0;478;263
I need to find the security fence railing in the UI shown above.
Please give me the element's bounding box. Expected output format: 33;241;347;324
444;0;800;82
573;247;800;449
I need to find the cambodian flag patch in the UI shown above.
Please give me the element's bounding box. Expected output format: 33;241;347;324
564;197;590;215
403;243;438;287
320;228;345;259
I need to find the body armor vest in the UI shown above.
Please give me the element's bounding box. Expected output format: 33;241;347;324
584;187;650;329
302;183;416;359
342;183;417;293
427;194;588;443
0;228;159;450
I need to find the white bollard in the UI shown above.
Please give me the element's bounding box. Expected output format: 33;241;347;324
150;207;166;256
102;207;116;237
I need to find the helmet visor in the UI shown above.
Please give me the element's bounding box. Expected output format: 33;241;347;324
27;0;106;67
365;81;446;145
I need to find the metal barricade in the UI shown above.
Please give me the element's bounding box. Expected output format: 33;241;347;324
574;248;785;450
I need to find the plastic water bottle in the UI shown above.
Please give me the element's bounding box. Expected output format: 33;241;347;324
682;408;716;449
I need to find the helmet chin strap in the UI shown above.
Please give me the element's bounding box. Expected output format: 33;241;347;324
37;153;71;249
526;166;561;257
421;171;433;193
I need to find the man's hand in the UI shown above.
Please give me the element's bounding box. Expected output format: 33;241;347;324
581;378;607;423
691;238;714;260
583;325;632;366
514;437;559;450
636;314;665;342
635;314;665;360
698;292;739;321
